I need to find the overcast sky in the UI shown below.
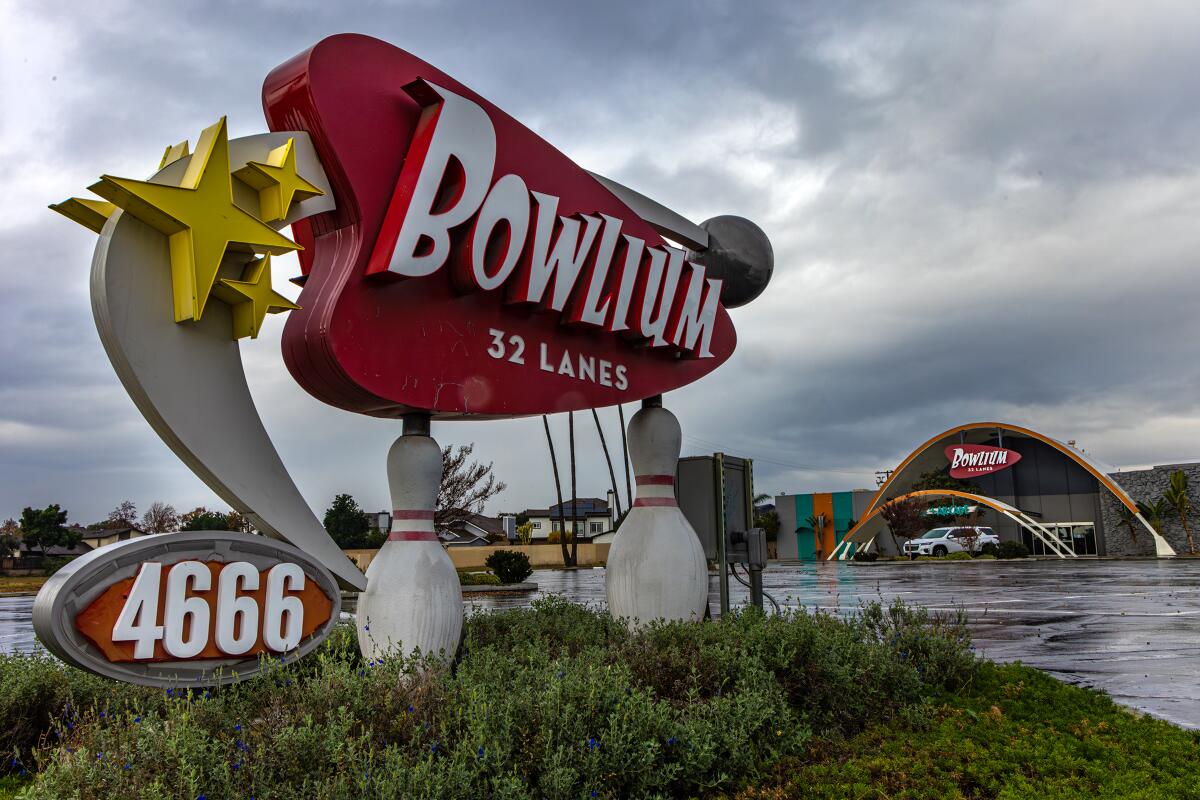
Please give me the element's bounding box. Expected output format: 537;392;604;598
3;0;1199;526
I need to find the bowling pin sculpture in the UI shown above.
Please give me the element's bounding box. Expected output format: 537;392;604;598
357;417;463;661
606;399;708;627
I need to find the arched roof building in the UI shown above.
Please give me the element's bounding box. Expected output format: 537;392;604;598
829;422;1174;559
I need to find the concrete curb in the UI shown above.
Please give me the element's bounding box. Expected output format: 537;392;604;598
461;582;538;594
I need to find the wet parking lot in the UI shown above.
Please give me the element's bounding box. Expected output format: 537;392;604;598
5;559;1199;729
463;559;1200;730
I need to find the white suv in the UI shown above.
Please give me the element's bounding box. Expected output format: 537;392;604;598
903;527;999;558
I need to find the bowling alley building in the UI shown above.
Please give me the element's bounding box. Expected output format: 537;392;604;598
774;422;1199;560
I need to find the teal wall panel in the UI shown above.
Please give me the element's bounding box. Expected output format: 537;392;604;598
794;494;815;561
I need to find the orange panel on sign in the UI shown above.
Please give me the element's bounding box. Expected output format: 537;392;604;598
74;561;333;663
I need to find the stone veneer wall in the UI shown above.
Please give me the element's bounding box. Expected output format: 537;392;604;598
1102;463;1200;556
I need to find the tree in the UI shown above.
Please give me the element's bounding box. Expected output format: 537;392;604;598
180;507;235;531
516;521;533;546
805;514;827;559
593;408;623;520
568;411;579;567
911;468;978;515
951;509;985;553
106;500;138;529
141;502;179;533
879;497;930;553
436;444;506;530
1163;471;1196;555
19;505;78;557
1137;499;1167;534
753;493;780;542
323;494;372;549
0;519;20;559
543;416;574;567
547;529;576;544
911;468;979;494
1116;505;1140;545
225;510;254;534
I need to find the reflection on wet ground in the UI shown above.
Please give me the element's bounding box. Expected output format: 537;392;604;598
5;560;1199;728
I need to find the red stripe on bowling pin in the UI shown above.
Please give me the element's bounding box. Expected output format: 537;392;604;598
388;508;437;541
633;473;677;507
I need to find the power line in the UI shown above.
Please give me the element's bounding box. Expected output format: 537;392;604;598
681;434;870;476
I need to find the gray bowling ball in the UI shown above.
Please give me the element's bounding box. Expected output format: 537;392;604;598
687;215;774;308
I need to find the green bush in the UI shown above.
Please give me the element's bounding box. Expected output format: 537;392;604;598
973;554;997;560
485;550;533;584
997;540;1030;559
977;541;1000;557
458;571;502;586
40;557;73;576
943;551;973;561
11;598;978;799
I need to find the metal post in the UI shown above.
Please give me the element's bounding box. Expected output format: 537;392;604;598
749;567;763;610
714;453;729;617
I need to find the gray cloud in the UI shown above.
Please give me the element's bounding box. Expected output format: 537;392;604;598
2;0;1199;525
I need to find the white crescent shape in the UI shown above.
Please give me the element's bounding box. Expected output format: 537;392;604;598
90;132;367;591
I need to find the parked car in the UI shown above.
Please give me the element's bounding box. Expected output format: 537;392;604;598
903;526;999;558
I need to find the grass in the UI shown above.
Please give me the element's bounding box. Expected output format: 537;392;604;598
730;661;1200;799
3;598;1197;798
0;576;46;594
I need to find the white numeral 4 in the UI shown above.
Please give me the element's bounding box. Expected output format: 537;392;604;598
111;562;165;659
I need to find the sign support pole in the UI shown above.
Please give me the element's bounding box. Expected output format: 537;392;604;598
714;453;729;617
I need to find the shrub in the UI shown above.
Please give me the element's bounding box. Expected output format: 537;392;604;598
458;572;502;586
41;557;73;576
973;554;997;560
997;540;1030;559
851;550;878;562
977;541;1000;557
485;550;532;584
13;599;978;799
944;551;973;561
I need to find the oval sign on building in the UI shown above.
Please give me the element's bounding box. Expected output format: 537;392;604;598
33;531;340;687
945;444;1022;479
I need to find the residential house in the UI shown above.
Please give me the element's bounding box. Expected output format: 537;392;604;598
439;512;505;547
522;497;614;543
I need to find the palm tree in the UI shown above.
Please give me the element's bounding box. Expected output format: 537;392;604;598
592;409;623;520
1116;505;1139;545
1137;498;1168;535
1162;471;1196;555
805;514;827;558
542;416;574;566
618;404;633;512
568;411;579;566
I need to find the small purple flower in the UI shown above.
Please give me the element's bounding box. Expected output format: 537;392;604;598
133;716;141;724
407;704;414;713
430;741;439;753
586;737;599;750
234;724;242;732
477;746;485;760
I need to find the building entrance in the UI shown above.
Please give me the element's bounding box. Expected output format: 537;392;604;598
1023;522;1098;556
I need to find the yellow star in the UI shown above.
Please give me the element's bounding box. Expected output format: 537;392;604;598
212;255;300;340
48;197;117;234
232;138;324;222
88;117;300;323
